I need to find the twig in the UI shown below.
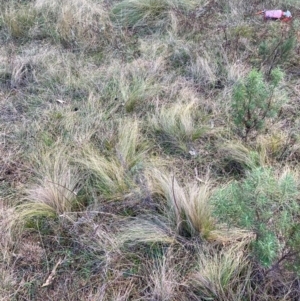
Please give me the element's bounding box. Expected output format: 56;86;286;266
41;257;64;287
265;250;300;276
172;174;181;232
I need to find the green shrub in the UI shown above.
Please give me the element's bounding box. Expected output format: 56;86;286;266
231;68;284;140
258;30;295;76
212;167;300;269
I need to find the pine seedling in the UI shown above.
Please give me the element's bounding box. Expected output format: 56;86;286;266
212;167;300;269
231;68;284;141
259;33;295;76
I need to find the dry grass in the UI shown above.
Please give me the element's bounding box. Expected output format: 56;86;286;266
2;2;36;39
118;217;176;246
150;100;208;154
78;118;149;202
117;58;165;112
0;203;19;300
0;203;16;263
146;168;215;239
191;244;253;301
116;118;149;169
1;0;300;300
187;50;218;86
218;141;263;174
111;0;199;30
15;147;83;228
146;248;182;301
35;0;114;50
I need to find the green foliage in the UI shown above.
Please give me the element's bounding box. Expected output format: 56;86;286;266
231;68;284;140
218;142;261;177
258;32;295;75
212;167;300;268
252;227;278;267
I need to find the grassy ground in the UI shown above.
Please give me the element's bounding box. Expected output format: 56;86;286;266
1;0;300;300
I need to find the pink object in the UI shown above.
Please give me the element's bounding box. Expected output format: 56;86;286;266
264;10;283;19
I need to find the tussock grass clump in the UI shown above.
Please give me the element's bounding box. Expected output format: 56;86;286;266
100;57;166;113
16;148;83;226
150;101;208;155
2;2;37;39
80;118;149;201
80;148;136;202
118;58;165;113
146;248;183;301
256;130;290;162
187;50;218;86
34;0;114;50
147;168;215;239
191;244;252;300
9;56;36;89
112;0;199;30
118;217;175;246
115;118;148;170
218;141;262;176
